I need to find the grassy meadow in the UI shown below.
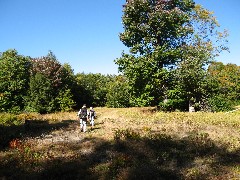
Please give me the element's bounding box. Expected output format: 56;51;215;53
0;107;240;179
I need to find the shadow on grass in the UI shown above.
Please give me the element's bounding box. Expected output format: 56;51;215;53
0;130;239;179
0;119;77;150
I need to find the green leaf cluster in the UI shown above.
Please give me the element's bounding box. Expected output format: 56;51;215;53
115;0;230;111
106;76;131;108
0;49;30;112
0;50;77;113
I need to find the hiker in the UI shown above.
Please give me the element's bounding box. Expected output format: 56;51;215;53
77;104;88;132
88;107;96;128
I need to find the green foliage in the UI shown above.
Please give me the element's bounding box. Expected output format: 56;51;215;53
0;113;21;126
120;0;195;54
25;73;54;114
116;0;229;110
208;62;240;100
131;93;153;107
0;49;116;113
0;49;31;112
206;62;240;111
116;0;196;106
61;63;80;109
56;89;76;112
170;4;229;111
172;58;211;111
159;89;188;111
76;73;114;107
30;51;65;95
207;95;233;112
106;76;131;108
25;51;77;113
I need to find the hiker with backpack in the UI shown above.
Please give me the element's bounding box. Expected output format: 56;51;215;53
88;107;96;129
77;104;88;132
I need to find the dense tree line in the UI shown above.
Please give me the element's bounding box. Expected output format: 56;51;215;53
0;49;131;113
0;1;239;113
0;48;238;113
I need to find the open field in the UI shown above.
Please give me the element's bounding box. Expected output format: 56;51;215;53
0;107;240;179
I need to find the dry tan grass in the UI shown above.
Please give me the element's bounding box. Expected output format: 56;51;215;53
1;107;240;179
88;108;240;150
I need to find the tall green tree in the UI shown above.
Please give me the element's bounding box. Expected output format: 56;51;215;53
0;49;30;112
169;4;228;111
116;0;228;109
27;51;76;113
116;0;196;106
25;73;54;114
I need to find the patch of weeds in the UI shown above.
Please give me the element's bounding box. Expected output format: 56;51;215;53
146;133;193;167
107;154;132;179
0;113;22;126
17;113;38;122
9;139;43;169
91;163;110;179
0;126;24;149
92;163;109;172
147;133;174;149
232;165;240;178
142;126;151;132
185;167;205;180
186;131;215;155
114;128;141;141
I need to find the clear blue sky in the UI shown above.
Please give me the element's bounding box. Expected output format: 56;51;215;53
0;0;239;75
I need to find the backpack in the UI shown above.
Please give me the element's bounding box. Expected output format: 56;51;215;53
89;109;95;117
80;108;88;119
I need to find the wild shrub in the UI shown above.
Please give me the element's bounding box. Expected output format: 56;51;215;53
186;131;216;155
114;128;141;141
0;113;20;126
8;139;43;169
208;95;234;112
